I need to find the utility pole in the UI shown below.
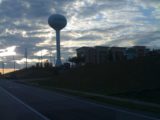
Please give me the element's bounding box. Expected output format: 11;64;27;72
49;52;52;66
49;52;52;63
13;56;15;72
40;50;43;68
25;48;28;69
53;56;56;66
2;61;4;75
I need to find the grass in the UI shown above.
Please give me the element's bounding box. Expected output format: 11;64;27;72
112;88;160;104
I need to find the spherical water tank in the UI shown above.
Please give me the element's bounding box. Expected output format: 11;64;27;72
48;14;67;31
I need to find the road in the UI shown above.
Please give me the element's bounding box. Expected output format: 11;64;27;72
0;80;159;120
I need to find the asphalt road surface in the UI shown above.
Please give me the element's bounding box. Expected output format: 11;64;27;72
0;80;159;120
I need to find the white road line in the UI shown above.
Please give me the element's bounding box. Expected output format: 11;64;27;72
0;87;50;120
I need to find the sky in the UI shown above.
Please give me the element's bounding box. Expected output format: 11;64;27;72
0;0;160;69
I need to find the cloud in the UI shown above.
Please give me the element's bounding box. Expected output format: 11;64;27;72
34;49;50;56
16;58;41;64
0;46;17;57
0;0;160;68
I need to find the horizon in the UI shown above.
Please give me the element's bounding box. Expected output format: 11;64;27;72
0;68;17;74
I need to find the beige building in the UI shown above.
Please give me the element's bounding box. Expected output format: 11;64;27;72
76;47;97;64
110;47;126;62
76;46;110;64
95;46;110;64
125;46;149;60
76;46;149;65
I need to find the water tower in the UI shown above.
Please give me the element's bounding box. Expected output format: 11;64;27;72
48;14;67;66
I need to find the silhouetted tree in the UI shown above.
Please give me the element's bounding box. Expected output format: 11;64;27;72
36;63;40;68
44;60;52;68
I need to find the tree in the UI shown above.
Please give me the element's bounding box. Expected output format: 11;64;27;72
44;60;52;68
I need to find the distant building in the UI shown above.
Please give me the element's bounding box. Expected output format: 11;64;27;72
76;47;96;64
125;46;149;60
133;46;149;57
125;48;137;60
109;47;126;62
147;49;160;56
76;46;125;64
95;46;110;64
76;46;151;65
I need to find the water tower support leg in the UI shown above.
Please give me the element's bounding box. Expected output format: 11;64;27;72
56;30;62;66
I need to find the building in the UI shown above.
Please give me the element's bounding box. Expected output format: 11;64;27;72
76;47;97;64
125;48;137;60
109;47;126;62
76;46;125;64
95;46;110;64
125;46;149;60
76;46;150;65
133;46;149;57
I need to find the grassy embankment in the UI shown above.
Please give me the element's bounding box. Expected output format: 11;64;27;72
7;57;160;114
28;59;160;96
